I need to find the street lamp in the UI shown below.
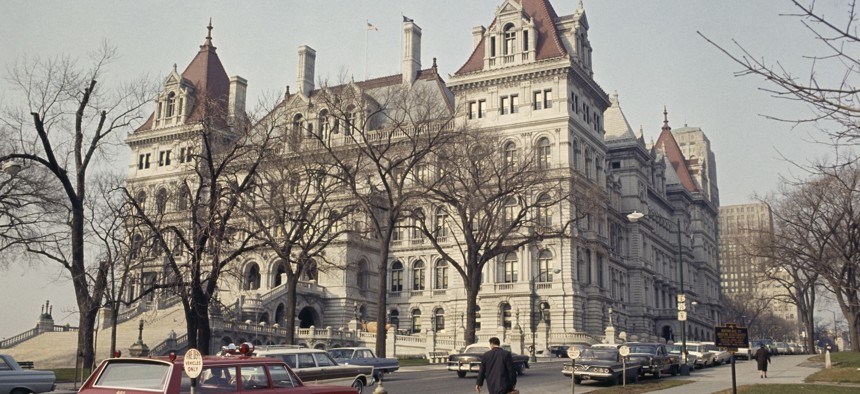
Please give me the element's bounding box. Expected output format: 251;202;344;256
2;160;22;176
627;210;690;376
529;267;561;362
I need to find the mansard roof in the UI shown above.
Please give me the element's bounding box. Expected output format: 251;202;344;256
455;0;568;75
654;109;698;193
136;23;231;132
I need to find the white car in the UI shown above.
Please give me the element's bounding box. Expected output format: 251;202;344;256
701;342;732;365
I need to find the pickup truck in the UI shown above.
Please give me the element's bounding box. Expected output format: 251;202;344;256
328;347;399;379
0;354;56;394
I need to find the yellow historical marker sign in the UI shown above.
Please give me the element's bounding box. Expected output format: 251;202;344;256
714;323;748;352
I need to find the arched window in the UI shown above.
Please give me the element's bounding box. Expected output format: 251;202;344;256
273;260;287;287
345;105;357;135
501;252;518;283
435;207;449;238
434;308;445;332
130;234;143;259
501;303;512;330
411;309;422;333
434;260;448;289
358;260;370;291
412;260;426;291
503;142;518;172
166;92;176;117
171;230;184;256
536;194;552;228
573;139;581;171
538;250;553;282
585;147;593;179
155;188;168;215
391;261;404;292
318;109;329;136
537;137;551;169
292;114;304;136
503;24;517;55
135;191;147;211
244;263;261;290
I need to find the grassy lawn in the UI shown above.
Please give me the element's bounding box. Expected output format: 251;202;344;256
806;351;860;384
712;384;860;394
587;379;692;393
53;367;93;383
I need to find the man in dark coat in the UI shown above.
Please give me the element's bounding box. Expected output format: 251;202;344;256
754;344;771;378
475;337;517;394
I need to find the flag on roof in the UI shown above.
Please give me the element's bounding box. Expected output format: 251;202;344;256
367;21;378;31
403;15;414;23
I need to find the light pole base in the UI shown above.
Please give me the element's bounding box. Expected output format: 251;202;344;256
679;364;691;376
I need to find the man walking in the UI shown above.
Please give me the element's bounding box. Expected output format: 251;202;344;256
476;337;517;394
754;343;772;378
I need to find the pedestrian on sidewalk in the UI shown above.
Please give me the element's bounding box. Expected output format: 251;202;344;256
475;337;517;394
754;344;771;378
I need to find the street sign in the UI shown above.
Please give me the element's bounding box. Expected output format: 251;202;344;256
715;323;749;350
678;311;687;321
619;345;630;357
677;294;686;303
184;348;204;379
677;302;686;311
568;348;580;359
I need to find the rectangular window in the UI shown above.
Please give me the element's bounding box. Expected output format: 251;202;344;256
510;94;519;113
138;154;145;170
594;115;600;132
573;93;579;114
523;31;529;51
144;153;151;169
490;37;496;57
468;101;476;119
179;148;186;163
478;100;486;118
533;91;543;110
500;96;509;115
544;89;552;108
158;151;165;166
164;150;171;166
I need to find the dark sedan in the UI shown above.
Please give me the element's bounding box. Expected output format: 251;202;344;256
447;343;529;378
562;348;640;386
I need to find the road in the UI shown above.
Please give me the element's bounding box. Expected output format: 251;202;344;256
379;355;820;394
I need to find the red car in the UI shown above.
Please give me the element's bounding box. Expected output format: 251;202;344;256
79;346;358;394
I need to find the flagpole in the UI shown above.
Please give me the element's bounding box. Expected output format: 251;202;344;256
364;20;368;80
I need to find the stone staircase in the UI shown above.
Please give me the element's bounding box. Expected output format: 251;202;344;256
4;304;186;369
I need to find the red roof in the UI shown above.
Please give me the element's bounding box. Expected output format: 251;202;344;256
655;111;698;193
456;0;567;75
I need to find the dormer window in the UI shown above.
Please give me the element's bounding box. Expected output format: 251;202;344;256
504;24;517;55
166;92;176;118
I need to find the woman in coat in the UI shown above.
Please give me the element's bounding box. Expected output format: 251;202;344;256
754;344;772;378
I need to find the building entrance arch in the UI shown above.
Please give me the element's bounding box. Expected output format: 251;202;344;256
298;307;318;328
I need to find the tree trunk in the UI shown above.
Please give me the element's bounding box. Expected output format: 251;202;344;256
375;235;391;358
75;306;97;370
285;275;300;345
465;278;478;346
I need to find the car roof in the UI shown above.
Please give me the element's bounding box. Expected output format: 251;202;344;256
255;348;328;355
104;355;285;367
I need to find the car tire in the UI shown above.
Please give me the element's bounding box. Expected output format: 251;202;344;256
634;372;640;383
457;371;467;378
615;374;623;386
574;376;582;385
670;365;678;376
351;378;364;394
11;390;33;394
516;363;525;375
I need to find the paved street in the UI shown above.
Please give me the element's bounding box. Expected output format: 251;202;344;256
381;355;821;394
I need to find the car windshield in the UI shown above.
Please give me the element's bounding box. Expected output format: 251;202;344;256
467;346;491;353
95;361;171;390
328;349;353;359
667;345;681;353
629;345;657;354
580;349;618;361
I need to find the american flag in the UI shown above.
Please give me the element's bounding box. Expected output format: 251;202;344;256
367;22;378;31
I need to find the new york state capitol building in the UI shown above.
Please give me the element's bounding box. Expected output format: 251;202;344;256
126;0;722;353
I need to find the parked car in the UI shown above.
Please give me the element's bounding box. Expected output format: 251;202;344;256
0;354;55;394
735;343;753;360
775;342;791;355
625;342;679;378
447;343;529;378
752;339;779;356
255;346;375;393
700;342;732;365
550;343;591;358
561;348;640;386
666;345;698;371
328;347;399;380
678;342;716;368
78;345;356;394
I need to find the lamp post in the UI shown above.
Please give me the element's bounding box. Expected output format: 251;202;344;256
529;267;561;363
628;210;689;376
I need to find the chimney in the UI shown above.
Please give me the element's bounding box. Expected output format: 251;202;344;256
229;75;247;119
296;45;316;96
472;26;486;49
402;21;422;85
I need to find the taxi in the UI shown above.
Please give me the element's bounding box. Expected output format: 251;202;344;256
77;343;358;394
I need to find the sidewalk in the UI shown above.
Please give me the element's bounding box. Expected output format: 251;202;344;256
649;355;820;393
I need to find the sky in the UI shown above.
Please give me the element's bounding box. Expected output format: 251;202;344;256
0;0;845;339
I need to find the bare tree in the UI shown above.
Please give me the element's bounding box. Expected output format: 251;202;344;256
700;0;860;145
123;99;278;354
402;127;598;344
239;149;356;344
307;80;455;357
0;45;152;367
722;292;773;338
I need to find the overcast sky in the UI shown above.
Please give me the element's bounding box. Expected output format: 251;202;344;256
0;0;845;338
